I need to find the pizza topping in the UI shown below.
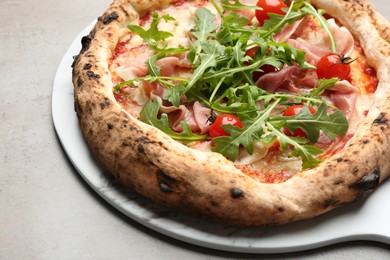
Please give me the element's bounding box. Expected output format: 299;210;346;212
139;98;207;144
327;80;358;120
282;104;316;138
111;0;378;175
255;0;287;26
209;114;244;138
316;53;354;80
255;65;312;93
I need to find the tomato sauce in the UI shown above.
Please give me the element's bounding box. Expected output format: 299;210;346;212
349;41;378;94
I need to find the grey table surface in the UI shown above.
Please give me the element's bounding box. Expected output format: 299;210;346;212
1;0;390;259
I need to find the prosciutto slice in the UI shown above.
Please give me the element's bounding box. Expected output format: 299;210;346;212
275;17;355;65
155;55;192;76
328;80;358;120
155;97;211;134
255;66;315;93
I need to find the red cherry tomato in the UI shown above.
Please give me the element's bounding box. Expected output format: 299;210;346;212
283;105;316;138
245;46;259;60
209;114;243;138
316;53;352;80
255;0;287;26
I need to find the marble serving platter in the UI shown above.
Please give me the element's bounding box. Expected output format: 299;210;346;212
52;23;390;254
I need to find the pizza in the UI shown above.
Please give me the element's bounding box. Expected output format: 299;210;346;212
72;0;390;226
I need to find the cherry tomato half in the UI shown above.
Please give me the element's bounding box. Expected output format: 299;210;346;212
209;114;243;138
316;53;353;80
255;0;287;26
283;105;316;138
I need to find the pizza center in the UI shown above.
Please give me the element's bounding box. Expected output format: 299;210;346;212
108;0;378;184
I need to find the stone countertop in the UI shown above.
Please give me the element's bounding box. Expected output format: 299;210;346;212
1;0;389;258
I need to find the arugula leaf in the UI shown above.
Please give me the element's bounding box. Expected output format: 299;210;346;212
165;41;220;107
211;101;280;161
216;12;250;45
305;78;338;104
261;1;305;38
266;123;322;169
145;55;161;77
128;12;173;44
220;0;260;11
139;99;206;143
128;12;188;55
267;41;315;70
274;103;349;143
190;7;219;64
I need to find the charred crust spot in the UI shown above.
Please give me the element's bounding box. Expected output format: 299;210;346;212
107;123;114;129
100;12;119;24
119;5;130;17
373;112;388;125
71;55;79;68
159;182;172;193
122;141;131;146
157;170;176;193
336;158;343;162
83;63;92;70
362;139;369;144
138;144;145;154
333;179;344;185
136;136;148;143
100;97;111;109
80;30;95;53
277;207;284;212
86;70;100;79
322;198;340;209
77;76;83;87
74;100;82;114
210;200;219;207
231;188;244;199
353;168;380;200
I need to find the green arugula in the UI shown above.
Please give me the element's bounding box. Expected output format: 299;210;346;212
212;100;280;161
128;12;188;55
271;103;349;143
220;0;260;11
116;0;349;169
139;98;206;143
127;13;173;46
266;123;323;169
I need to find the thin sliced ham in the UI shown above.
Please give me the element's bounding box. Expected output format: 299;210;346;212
155;55;192;76
274;18;306;42
328;80;358;120
193;101;212;134
255;66;314;93
154;97;210;134
115;66;149;81
275;17;355;65
113;43;154;80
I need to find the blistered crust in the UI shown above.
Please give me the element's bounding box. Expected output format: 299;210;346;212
72;0;390;226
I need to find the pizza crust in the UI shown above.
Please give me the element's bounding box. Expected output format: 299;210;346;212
72;0;390;226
